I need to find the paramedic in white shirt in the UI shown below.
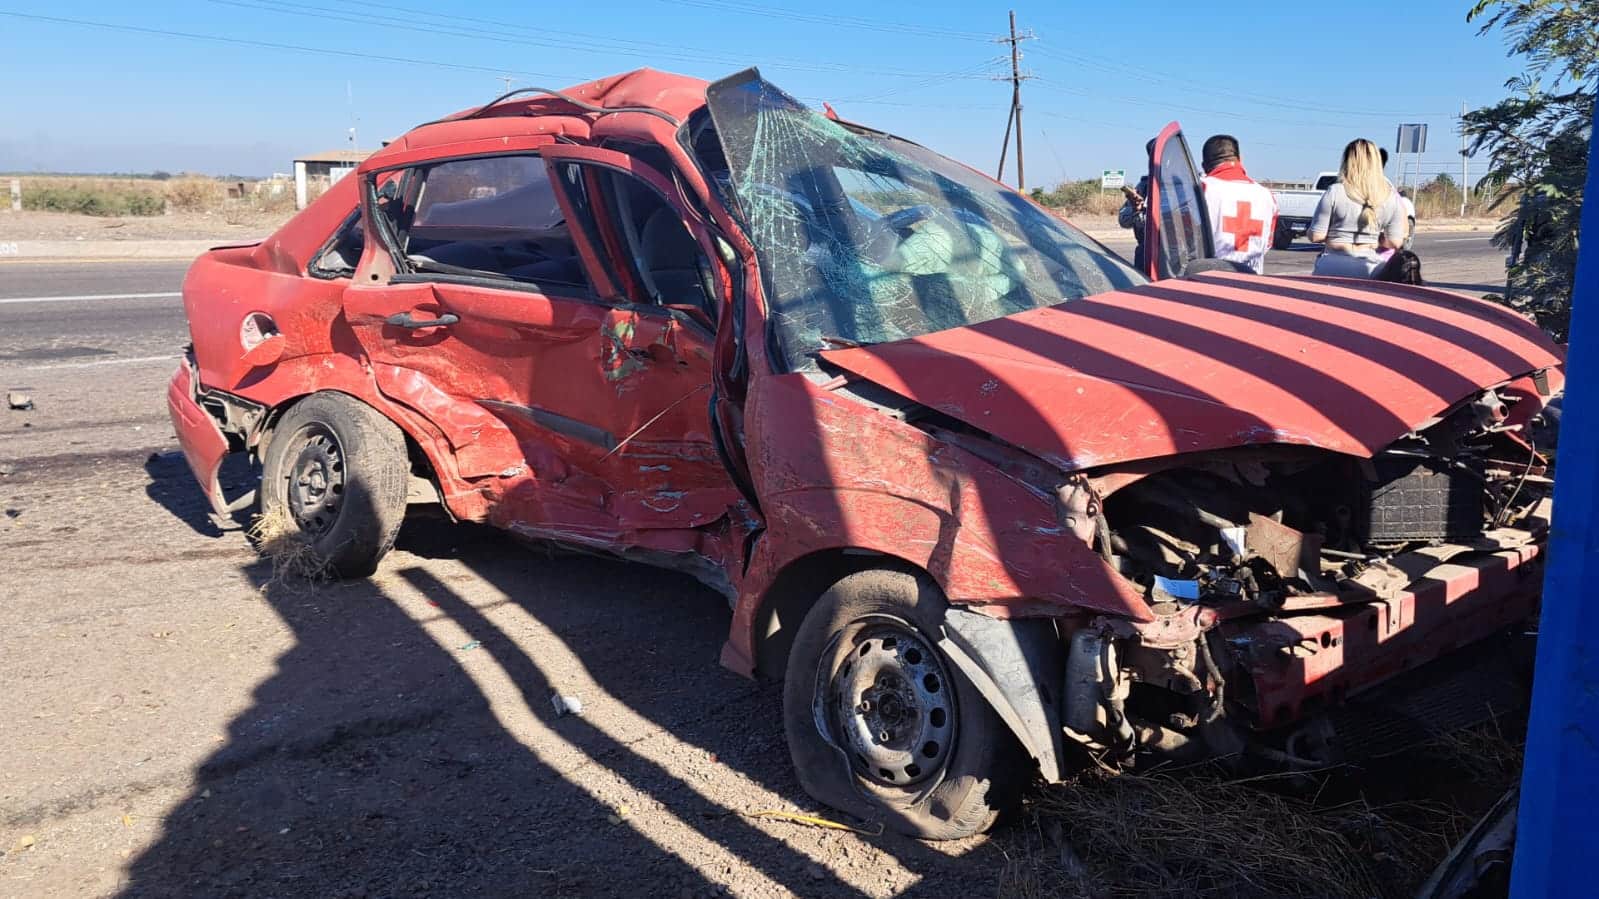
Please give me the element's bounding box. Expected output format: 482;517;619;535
1198;135;1278;275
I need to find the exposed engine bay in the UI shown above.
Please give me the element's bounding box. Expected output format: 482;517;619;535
1059;381;1558;767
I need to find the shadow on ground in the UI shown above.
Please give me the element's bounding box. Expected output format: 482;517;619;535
121;473;996;897
143;450;257;537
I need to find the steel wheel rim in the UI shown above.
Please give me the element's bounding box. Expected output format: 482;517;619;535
830;620;954;787
283;423;345;538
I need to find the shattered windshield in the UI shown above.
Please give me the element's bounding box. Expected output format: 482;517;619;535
704;70;1146;369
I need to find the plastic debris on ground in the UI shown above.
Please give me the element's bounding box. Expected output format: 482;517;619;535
7;392;34;411
552;694;584;717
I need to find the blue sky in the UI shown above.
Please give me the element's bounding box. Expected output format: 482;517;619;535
0;1;1523;186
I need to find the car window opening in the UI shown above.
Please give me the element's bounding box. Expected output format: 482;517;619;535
385;155;590;290
311;209;364;278
560;161;717;321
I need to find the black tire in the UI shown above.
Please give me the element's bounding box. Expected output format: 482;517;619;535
259;392;409;577
1272;219;1294;250
782;569;1024;839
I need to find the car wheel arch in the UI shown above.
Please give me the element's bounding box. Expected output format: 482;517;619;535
256;389;445;510
752;548;914;679
752;551;1071;784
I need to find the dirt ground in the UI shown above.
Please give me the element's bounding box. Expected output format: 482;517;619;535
0;209;291;242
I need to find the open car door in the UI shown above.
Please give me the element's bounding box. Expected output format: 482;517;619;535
1144;122;1215;280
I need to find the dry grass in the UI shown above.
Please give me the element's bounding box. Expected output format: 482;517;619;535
1412;712;1523;784
164;176;225;213
1003;770;1390;898
17;177;167;216
8;174;298;219
1000;718;1525;899
1032;179;1128;216
1406;179;1515;222
246;506;328;590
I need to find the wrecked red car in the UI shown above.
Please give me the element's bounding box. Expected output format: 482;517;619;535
168;68;1563;839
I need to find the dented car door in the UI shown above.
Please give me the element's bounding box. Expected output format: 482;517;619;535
342;145;737;550
538;145;740;540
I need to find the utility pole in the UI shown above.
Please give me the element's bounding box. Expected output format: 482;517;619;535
1460;101;1470;217
995;11;1034;191
346;80;359;153
499;74;515;95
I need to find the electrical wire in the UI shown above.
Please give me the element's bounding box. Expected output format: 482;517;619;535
839;60;1004;104
656;0;994;41
1028;42;1455;120
1029;77;1408;131
211;0;999;81
0;9;588;82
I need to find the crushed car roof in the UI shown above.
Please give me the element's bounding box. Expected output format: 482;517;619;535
362;69;709;166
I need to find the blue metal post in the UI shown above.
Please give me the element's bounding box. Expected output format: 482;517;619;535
1511;90;1599;895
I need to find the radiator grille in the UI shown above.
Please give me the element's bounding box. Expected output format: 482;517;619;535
1361;457;1484;542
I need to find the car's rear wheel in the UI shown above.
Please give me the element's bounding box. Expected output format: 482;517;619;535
1272;219;1294;250
259;392;408;577
782;569;1024;840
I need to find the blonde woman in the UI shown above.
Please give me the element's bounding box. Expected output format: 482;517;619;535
1308;139;1408;277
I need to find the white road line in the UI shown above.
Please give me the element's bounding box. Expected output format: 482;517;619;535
1434;237;1494;243
4;354;178;372
0;291;182;305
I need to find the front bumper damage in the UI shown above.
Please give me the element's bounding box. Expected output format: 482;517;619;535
1059;503;1550;766
1224;535;1543;730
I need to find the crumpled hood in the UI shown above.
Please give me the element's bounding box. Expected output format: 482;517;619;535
819;272;1564;471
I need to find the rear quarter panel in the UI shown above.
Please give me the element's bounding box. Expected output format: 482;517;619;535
185;175;360;393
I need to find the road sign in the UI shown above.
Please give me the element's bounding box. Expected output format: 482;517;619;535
1101;169;1126;190
1396;124;1428;154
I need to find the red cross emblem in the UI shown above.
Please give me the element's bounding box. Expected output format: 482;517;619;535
1221;201;1264;252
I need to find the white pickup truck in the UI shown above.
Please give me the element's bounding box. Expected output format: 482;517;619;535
1270;172;1338;248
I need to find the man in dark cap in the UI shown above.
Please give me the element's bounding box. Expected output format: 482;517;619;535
1199;134;1277;274
1117;139;1157;270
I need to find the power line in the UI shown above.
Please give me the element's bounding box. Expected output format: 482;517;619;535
211;0;994;80
0;10;589;82
1027;43;1454;121
656;0;994;41
1028;76;1443;133
840;61;1004;105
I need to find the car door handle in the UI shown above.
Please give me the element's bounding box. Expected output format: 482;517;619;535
385;311;459;330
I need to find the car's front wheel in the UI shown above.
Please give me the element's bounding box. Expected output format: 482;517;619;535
782;569;1024;840
258;392;409;577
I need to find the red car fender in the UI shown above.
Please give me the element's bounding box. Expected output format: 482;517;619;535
721;373;1153;676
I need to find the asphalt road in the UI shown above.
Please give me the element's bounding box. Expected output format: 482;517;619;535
0;232;1506;374
0;260;190;370
1092;229;1506;291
